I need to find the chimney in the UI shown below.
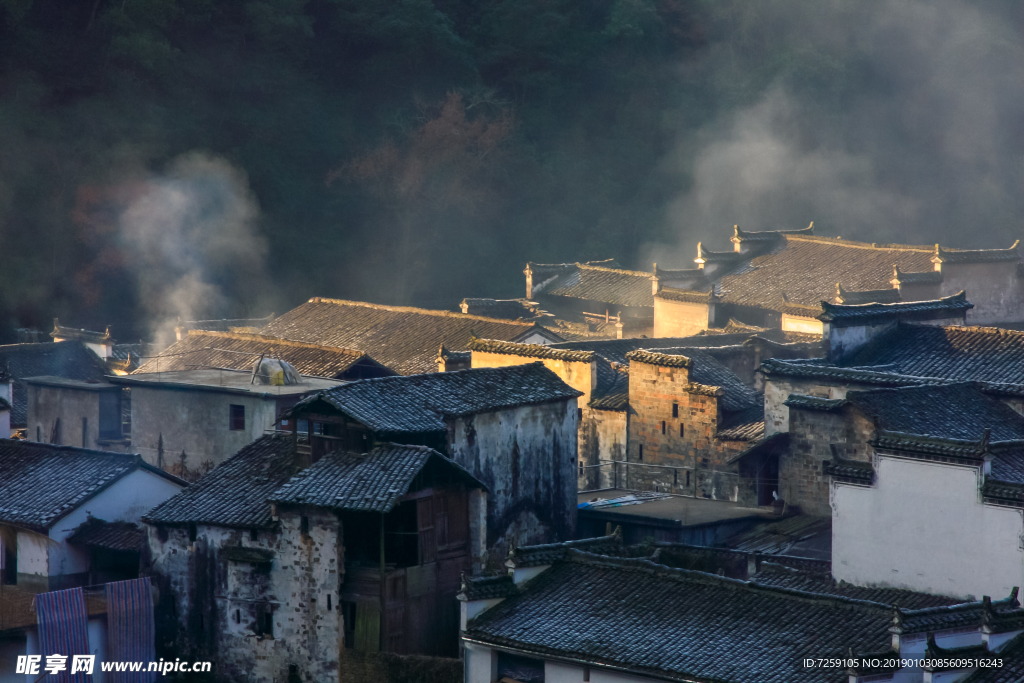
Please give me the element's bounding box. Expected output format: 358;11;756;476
651;263;661;295
615;320;624;339
524;264;534;299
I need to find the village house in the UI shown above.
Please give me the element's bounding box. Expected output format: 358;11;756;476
523;260;658;338
0;439;184;593
106;362;342;476
647;224;1024;335
459;538;1024;683
24;376;128;450
468;332;819;497
0;340;109;435
134;329;395;380
285;363;581;566
259;297;563;375
143;433;487;681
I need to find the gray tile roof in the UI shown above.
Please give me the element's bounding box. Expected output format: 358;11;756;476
0;341;109;426
752;562;962;609
716;235;937;311
817;291;972;325
961;631;1024;682
655;287;717;304
459;574;518;601
895;592;1024;635
460;298;542;320
835;284;901;305
506;532;622;568
589;364;629;412
143;433;299;529
291;363;582;434
269;443;484;512
716;405;765;441
260;298;560;375
549;331;814;365
934;241;1020;264
536;263;655;308
892;266;943;284
0;440;174;531
846;323;1024;385
465;550;897;683
134;330;389;378
467;338;595;363
845;383;1024;444
67;519;145;552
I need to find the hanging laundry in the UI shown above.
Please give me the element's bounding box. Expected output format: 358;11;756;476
34;587;91;683
105;578;156;683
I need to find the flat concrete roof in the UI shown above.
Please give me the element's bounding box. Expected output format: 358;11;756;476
109;368;343;397
23;376;118;391
578;489;777;528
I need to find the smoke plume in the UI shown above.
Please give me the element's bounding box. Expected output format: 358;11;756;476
658;0;1024;262
119;153;269;346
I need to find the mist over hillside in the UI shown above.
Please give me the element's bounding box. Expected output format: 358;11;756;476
0;0;1021;341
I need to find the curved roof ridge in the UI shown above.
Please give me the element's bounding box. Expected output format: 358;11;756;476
186;329;365;355
575;263;653;278
307;297;537;327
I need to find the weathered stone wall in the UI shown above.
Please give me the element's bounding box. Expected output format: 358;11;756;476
447;401;577;569
578;408;627;491
147;507;343;683
653;298;710;338
131;386;278;470
337;651;462;683
625;360;746;500
26;384;105;449
781;405;874;515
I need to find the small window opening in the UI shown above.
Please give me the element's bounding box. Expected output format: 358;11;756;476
229;404;246;431
672;403;678;418
577;408;583;421
661;420;666;435
686;470;691;487
157;526;169;543
36;426;41;442
638;444;643;461
680;424;685;437
327;594;332;611
188;523;197;543
250;529;258;542
256;606;273;637
234;609;240;624
82;417;88;447
300;516;309;537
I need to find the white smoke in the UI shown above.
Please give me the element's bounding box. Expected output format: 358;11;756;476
119;153;268;346
657;0;1024;261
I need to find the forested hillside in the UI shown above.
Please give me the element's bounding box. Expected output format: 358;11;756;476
0;0;1022;341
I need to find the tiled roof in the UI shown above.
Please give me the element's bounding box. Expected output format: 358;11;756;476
961;631;1024;682
846;324;1024;385
466;551;895;683
695;243;746;265
716;404;765;441
143;434;299;529
467;337;595;363
536;264;655;307
823;457;874;485
0;341;109;426
269;443;484;512
753;562;962;609
934;241;1020;264
134;330;386;378
526;259;619;280
891;266;942;285
845;383;1024;444
895;592;1024;635
460;298;542;320
730;224;816;244
50;321;112;344
506;532;622;568
721;514;829;555
762;358;938;387
835;284;900;305
0;440;173;531
654;287;716;304
459;574;518;601
712;235;938;312
260;298;559;375
817;291;972;325
178;314;276;332
589;364;629;412
67;519;145;552
291;364;582;434
625;349;692;368
784;395;848;411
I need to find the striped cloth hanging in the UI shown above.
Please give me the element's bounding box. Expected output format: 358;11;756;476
105;578;156;683
34;587;91;683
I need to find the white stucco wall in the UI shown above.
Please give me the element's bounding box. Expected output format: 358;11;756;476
833;455;1024;600
47;468;183;579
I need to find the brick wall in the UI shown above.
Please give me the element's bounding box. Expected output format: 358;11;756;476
626;360;746;500
782;405;874;515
